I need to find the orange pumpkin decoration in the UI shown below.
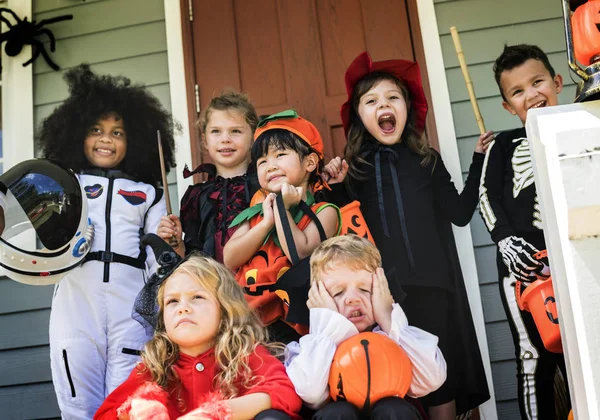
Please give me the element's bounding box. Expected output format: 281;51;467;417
572;0;600;66
329;332;413;411
340;201;375;244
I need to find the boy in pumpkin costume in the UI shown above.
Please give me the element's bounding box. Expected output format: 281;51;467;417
285;234;446;419
224;110;341;343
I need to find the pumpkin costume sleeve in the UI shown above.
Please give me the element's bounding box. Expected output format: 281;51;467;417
372;303;447;398
284;308;358;409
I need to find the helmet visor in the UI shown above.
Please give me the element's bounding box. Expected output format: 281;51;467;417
0;159;83;251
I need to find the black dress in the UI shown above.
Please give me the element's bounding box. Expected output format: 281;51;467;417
179;163;260;263
319;140;490;414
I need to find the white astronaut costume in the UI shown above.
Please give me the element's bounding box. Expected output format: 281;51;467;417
49;171;165;419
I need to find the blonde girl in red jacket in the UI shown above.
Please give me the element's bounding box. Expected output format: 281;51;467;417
95;244;302;420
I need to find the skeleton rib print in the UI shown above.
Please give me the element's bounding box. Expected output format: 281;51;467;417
511;137;535;199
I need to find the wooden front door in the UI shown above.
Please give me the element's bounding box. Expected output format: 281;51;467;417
181;0;435;167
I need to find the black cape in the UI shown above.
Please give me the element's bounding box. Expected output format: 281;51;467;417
318;141;490;414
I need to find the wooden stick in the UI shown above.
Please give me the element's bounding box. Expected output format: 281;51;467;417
157;130;172;215
450;26;486;135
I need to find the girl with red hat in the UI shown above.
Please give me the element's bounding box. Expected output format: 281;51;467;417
320;52;492;419
224;110;341;344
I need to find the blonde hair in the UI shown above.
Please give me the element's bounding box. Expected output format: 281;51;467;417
310;235;381;283
141;255;277;399
198;90;259;137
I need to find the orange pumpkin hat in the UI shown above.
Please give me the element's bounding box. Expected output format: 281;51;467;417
254;109;324;158
341;51;428;137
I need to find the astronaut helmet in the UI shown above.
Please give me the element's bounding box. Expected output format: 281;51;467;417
0;159;93;285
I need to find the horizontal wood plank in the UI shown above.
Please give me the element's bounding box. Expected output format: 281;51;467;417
440;18;565;69
0;309;50;350
0;278;53;314
34;52;170;105
446;52;574;103
34;0;164;47
470;215;494;247
480;282;507;323
451;84;577;139
0;382;59;419
0;346;51;386
496;399;521;419
436;0;561;35
34;0;105;14
486;321;517;362
491;359;519;401
147;83;172;113
32;21;167;78
474;244;498;285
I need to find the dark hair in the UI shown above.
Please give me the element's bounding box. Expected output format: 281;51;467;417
199;90;259;136
36;64;179;186
251;129;323;186
345;71;434;182
493;44;556;101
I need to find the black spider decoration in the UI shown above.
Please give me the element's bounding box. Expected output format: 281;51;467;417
0;8;73;71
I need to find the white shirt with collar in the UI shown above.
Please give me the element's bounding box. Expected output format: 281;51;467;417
284;303;447;409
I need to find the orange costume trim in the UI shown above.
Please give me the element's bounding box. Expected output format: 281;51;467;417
235;202;331;335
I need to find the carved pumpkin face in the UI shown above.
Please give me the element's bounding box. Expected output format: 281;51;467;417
340;201;375;244
328;332;412;411
572;0;600;66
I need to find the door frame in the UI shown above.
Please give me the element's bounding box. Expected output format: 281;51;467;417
174;0;441;175
164;4;496;417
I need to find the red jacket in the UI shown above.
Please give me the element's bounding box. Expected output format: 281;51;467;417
94;345;302;419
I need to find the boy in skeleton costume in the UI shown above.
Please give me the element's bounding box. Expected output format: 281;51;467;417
479;44;571;420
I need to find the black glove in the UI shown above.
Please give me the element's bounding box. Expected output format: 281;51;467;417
498;236;544;282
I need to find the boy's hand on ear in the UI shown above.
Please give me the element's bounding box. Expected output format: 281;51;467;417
307;280;337;312
475;130;495;154
372;268;394;334
322;157;349;185
281;183;302;209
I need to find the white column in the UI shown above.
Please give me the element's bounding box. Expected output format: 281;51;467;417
1;0;34;170
164;0;194;208
527;102;600;420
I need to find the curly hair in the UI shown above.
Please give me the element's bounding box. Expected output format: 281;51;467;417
141;255;281;399
344;71;434;183
36;64;179;186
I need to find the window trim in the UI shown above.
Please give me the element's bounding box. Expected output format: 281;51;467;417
1;0;34;172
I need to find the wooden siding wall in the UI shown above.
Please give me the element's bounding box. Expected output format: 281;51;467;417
434;0;572;418
0;0;175;418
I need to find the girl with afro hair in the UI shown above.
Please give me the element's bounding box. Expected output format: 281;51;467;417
37;63;178;419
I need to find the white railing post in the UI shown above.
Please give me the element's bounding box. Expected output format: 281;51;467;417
527;102;600;420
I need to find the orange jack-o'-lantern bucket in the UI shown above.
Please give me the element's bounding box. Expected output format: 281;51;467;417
516;251;563;353
329;332;412;411
340;200;374;244
572;0;600;66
